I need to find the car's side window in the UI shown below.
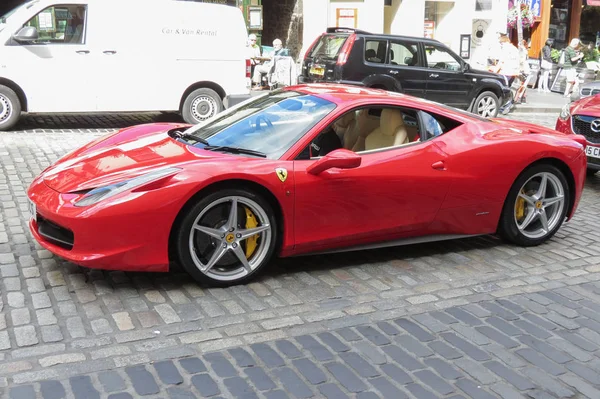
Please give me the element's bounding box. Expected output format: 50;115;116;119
389;41;420;67
22;5;87;45
419;110;463;140
364;40;387;64
424;45;462;71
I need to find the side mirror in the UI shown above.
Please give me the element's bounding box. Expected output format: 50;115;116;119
307;149;361;175
13;26;38;43
463;63;470;72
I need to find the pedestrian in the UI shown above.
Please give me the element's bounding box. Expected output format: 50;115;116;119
538;39;553;93
252;38;289;89
247;34;261;80
515;40;532;103
563;38;584;97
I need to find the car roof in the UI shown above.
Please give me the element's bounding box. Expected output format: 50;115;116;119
284;84;486;123
323;27;449;47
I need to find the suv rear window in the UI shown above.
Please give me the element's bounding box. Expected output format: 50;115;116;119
308;34;348;59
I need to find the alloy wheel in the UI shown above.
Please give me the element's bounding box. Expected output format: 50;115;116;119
513;172;565;239
476;96;497;118
188;196;272;282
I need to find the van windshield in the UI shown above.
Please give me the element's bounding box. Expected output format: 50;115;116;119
183;90;336;159
308;34;348;60
0;0;37;30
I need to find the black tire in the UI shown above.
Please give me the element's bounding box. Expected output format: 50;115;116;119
498;163;569;247
472;91;500;118
181;88;222;125
174;188;277;286
587;169;597;177
0;85;21;131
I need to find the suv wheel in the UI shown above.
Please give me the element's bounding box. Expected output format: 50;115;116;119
473;91;499;118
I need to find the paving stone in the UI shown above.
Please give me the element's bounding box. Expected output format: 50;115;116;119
295;335;334;362
355;325;391;346
414;369;454;395
440;332;490;361
369;376;409;398
40;380;66;399
516;348;566;376
445;307;481;326
154;360;184;385
318;383;349;399
191;374;220;397
339;351;379;378
250;343;285;368
521;367;576;398
485;361;536;390
454;379;497;399
405;383;438;399
264;390;290;399
179;357;207;374
273;367;313;398
70;376;100;399
394;318;435;341
274;339;303;359
292;358;327;385
380;363;412;385
204;353;237;378
324;362;367;393
336;327;362;342
125;366;160;396
244;367;276;391
223;376;257;398
9;385;35;399
228;348;256;367
382;344;425;371
518;335;573;364
317;332;350;353
98;371;126;393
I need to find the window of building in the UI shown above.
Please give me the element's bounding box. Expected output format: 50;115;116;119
548;0;572;49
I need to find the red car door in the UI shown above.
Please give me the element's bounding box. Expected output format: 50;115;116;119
292;140;451;254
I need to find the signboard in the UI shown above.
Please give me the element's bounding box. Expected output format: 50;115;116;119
460;34;472;59
424;20;435;39
471;19;491;49
527;0;541;18
248;5;262;30
336;8;357;29
587;0;600;5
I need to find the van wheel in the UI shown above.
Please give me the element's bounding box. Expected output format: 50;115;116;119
473;91;499;118
0;85;21;131
182;88;223;125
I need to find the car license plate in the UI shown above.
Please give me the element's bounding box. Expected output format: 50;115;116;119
309;64;325;77
586;145;600;159
28;199;36;222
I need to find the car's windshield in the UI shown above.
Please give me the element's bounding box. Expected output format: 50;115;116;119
308;34;348;59
184;90;337;159
0;0;37;30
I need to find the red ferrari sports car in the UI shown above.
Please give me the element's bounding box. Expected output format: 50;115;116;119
555;93;600;175
28;84;586;286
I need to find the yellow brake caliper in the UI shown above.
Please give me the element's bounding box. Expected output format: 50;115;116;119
244;207;259;259
515;190;525;221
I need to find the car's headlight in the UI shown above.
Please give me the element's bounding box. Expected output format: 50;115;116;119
74;167;181;207
559;104;571;121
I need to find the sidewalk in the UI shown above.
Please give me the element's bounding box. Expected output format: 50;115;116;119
506;88;570;115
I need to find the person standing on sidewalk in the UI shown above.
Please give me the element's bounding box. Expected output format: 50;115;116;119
563;38;584;97
538;39;553;93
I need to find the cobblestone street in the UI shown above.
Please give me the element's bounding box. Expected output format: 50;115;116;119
3;111;600;398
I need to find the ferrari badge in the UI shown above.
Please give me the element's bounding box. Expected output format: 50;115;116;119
275;168;288;182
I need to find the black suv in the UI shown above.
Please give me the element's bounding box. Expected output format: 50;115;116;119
300;28;511;118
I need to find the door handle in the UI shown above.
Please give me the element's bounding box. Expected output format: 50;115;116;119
75;50;90;55
103;50;117;55
429;73;439;78
432;161;446;170
389;70;399;75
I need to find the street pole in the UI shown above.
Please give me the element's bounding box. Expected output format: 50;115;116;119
515;0;523;46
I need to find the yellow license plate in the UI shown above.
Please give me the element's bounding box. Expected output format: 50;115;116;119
310;66;324;76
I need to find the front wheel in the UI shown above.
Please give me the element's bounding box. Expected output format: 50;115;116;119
175;188;277;286
498;164;569;246
0;85;21;131
473;91;499;118
181;88;223;125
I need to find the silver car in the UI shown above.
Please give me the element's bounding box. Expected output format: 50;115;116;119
571;81;600;102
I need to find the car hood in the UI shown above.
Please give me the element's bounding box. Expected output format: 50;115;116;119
571;94;600;116
467;67;505;82
42;123;223;193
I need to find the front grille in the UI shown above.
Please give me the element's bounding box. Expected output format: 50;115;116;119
572;115;600;144
37;215;74;250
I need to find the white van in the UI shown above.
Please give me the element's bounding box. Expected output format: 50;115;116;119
0;0;251;130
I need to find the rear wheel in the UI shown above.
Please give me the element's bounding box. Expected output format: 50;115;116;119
182;88;222;125
473;91;499;118
0;85;21;131
175;188;277;286
498;164;569;246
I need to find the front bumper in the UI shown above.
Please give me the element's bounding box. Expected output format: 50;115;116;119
27;177;176;272
556;116;600;171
